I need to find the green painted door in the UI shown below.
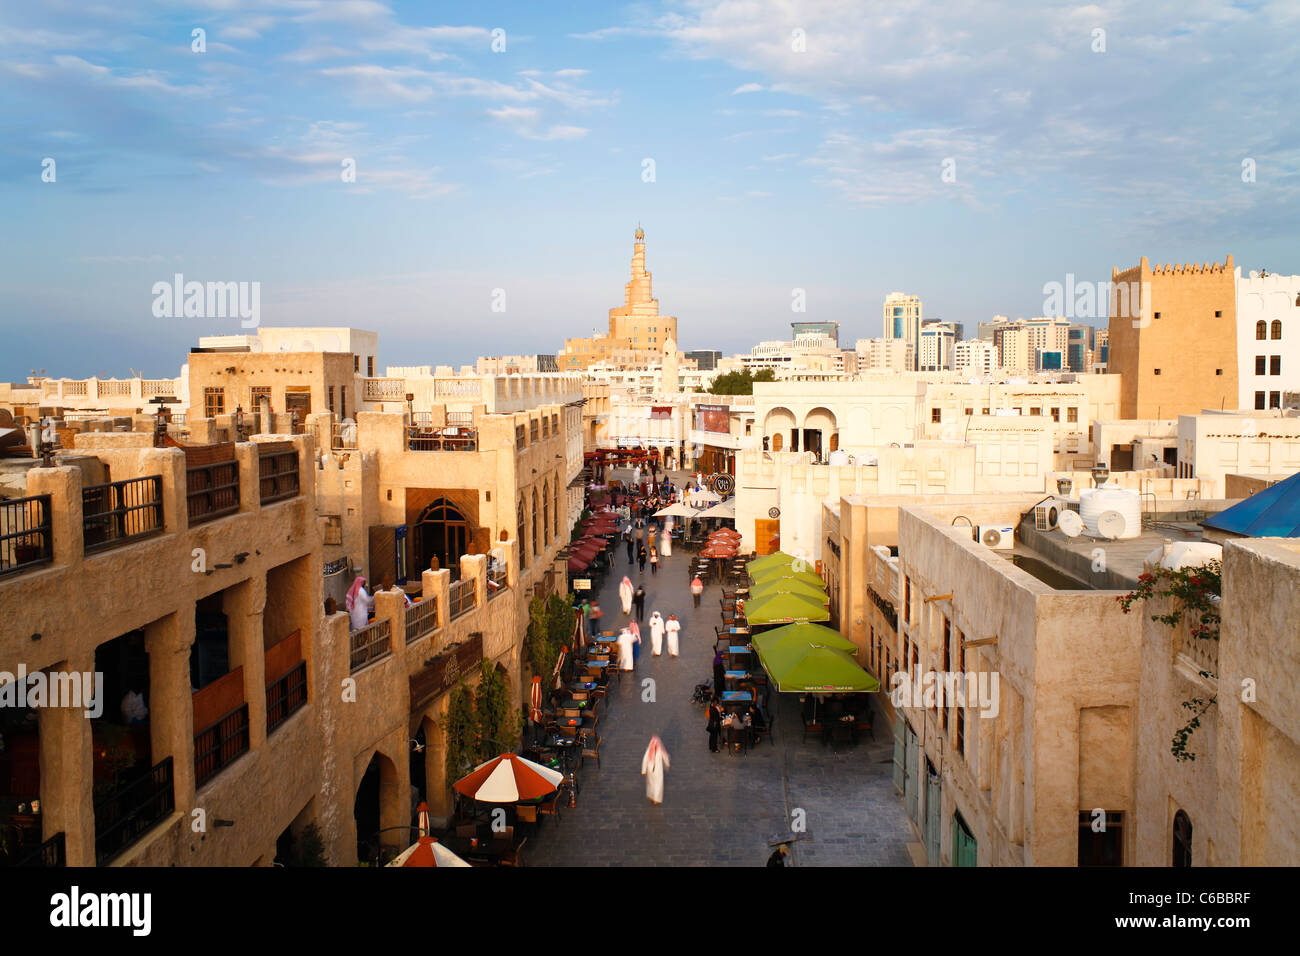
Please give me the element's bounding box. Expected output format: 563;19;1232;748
952;811;977;867
924;763;941;864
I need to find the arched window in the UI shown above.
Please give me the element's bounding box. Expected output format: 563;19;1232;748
415;498;469;580
772;433;784;451
542;481;550;546
553;481;561;536
1172;810;1192;867
1256;320;1267;340
531;489;539;558
1271;319;1282;340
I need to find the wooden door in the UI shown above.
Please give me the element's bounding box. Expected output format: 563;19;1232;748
754;519;779;555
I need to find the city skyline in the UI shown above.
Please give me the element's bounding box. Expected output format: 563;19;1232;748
4;1;1298;379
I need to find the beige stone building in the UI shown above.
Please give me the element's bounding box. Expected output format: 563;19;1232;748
1107;256;1239;420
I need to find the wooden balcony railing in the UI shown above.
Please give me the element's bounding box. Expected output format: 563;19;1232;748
82;475;163;555
407;426;477;451
0;494;52;577
405;597;439;645
185;444;239;526
350;619;392;673
486;567;508;600
194;705;251;788
266;660;308;734
331;421;358;450
258;443;299;504
449;579;477;620
93;757;175;865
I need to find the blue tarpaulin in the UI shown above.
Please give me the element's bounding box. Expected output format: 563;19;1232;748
1203;471;1300;538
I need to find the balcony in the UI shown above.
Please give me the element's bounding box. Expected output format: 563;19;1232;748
449;579;477;620
0;494;52;577
350;618;392;673
258;443;300;505
486;567;508;600
405;597;439;645
433;379;481;400
185;444;240;526
82;475;163;555
362;378;406;402
407;425;477;452
93;757;175;865
266;661;308;734
331;420;358;450
194;705;251;788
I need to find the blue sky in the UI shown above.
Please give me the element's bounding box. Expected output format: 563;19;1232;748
2;0;1298;378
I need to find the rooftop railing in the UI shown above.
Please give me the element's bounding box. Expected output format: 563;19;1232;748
350;618;392;673
258;444;300;505
362;378;406;401
486;567;508;600
82;475;163;555
405;596;439;645
186;447;240;526
449;578;477;620
407;426;477;451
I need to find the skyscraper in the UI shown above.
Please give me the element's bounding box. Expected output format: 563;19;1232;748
883;292;922;371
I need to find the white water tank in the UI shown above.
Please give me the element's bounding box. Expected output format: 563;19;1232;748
1146;540;1222;571
828;449;850;466
1079;487;1142;539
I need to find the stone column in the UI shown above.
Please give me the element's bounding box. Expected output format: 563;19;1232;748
224;576;267;751
37;650;96;866
24;465;83;568
146;612;198;820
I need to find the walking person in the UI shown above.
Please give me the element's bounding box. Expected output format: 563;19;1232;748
619;576;634;616
649;611;665;656
707;697;723;753
690;575;704;608
665;614;681;657
345;576;372;631
629;620;642;668
616;626;636;672
624;525;634;564
712;648;727;698
649;545;659;575
660;522;672;558
641;735;671;805
637;543;648;574
633;584;647;622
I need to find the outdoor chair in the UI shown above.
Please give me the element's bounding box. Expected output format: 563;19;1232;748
580;733;602;769
752;708;773;747
537;791;562;824
456;824;477;839
498;836;527;867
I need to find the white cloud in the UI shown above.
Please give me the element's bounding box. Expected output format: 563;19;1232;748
732;82;764;94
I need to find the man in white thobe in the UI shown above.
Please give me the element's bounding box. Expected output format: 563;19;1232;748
641;735;670;805
616;627;636;672
648;611;665;656
619;576;634;616
660;523;672;557
665;615;681;657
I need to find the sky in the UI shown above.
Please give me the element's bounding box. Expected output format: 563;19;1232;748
2;0;1298;379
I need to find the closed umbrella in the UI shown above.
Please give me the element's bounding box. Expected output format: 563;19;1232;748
529;675;543;724
552;645;568;690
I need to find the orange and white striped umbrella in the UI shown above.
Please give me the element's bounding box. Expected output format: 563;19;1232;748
453;753;564;803
386;835;471;868
529;675;543;724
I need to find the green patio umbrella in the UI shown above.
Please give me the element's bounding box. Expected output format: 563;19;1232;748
748;566;825;588
746;551;798;574
752;621;855;656
743;590;830;624
748;576;829;605
756;642;880;694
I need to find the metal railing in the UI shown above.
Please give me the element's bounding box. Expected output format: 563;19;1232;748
486;567;508;600
447;411;473;427
187;460;240;525
82;475;163;554
14;830;66;868
258;447;300;504
405;597;439;645
407;427;477;451
449;579;477;620
266;661;308;734
93;757;175;865
195;704;250;788
350;618;392;672
0;494;53;577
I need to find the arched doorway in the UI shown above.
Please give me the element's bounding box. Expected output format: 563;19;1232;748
803;407;837;462
416;499;469;582
354;750;401;865
764;407;796;453
1172;810;1192;867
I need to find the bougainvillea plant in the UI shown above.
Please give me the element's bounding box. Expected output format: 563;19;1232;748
1117;560;1221;762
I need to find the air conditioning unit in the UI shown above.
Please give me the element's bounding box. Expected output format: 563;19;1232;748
977;524;1016;549
1033;501;1061;531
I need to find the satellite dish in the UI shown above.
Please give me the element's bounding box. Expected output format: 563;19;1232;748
1097;510;1126;540
1058;510;1083;539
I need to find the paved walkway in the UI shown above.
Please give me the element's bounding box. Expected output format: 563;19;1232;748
528;473;914;866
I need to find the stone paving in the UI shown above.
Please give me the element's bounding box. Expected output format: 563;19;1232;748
528;472;914;867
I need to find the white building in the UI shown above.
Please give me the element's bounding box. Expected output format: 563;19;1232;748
1235;269;1300;411
954;340;996;377
856;337;913;373
919;322;958;371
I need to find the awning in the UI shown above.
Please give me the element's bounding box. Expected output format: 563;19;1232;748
755;642;880;694
743;590;830;625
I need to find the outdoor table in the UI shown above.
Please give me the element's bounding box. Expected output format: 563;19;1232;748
568;680;597;692
721;690;754;703
728;645;750;655
724;670;749;680
728;626;751;635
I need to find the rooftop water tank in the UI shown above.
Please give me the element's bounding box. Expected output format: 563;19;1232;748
828;449;850;466
1079;486;1142;539
1146;541;1223;571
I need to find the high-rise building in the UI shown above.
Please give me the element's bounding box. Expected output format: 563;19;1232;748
919;321;958;371
855;337;913;372
1066;324;1094;373
684;349;721;371
953;339;996;377
883;292;922;370
1093;328;1109;371
791;321;840;348
1106;255;1237;419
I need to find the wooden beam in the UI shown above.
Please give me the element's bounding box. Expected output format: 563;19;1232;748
923;593;953;603
962;636;998;648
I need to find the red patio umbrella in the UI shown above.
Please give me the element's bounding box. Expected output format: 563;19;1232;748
567;555;590;573
453;754;564;803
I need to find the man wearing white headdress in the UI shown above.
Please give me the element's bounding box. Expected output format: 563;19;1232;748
660;521;672;557
619;576;634;616
665;614;681;657
641;735;671;805
648;611;665;656
616;626;636;672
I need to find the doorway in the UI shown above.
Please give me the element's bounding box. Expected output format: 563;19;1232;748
416;498;469;581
